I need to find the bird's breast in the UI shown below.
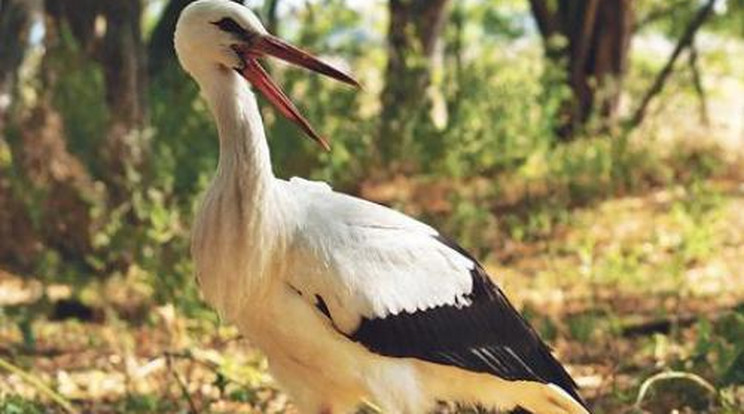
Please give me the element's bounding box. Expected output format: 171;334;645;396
190;180;286;324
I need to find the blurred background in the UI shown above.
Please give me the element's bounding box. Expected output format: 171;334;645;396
1;0;744;412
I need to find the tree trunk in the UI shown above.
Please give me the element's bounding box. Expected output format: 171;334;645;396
264;0;280;35
97;0;148;199
99;0;146;92
0;4;100;274
44;0;99;53
148;0;193;75
0;0;39;271
44;0;149;200
377;0;451;167
529;0;633;139
0;0;37;129
14;102;99;267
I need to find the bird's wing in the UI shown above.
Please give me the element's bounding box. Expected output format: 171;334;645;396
282;177;584;405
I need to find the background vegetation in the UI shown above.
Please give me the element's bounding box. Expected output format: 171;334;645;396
1;0;744;412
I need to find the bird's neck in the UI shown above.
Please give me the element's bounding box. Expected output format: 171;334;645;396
192;67;288;315
202;67;275;201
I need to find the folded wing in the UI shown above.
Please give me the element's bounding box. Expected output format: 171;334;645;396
282;178;585;407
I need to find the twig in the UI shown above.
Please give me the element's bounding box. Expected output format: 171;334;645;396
165;352;200;414
0;356;78;414
628;0;718;129
688;41;710;125
620;313;699;337
634;370;717;409
620;304;743;338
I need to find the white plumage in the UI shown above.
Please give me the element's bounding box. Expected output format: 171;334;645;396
286;177;475;321
175;1;591;413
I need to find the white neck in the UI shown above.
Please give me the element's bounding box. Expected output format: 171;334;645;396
200;66;275;203
190;65;286;317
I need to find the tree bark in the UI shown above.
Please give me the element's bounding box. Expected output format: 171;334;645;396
529;0;633;139
98;0;148;126
377;0;451;166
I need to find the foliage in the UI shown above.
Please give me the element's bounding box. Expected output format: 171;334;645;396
0;395;44;414
264;0;379;185
47;29;109;178
438;43;563;178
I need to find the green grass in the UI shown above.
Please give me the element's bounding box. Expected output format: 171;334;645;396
0;395;44;414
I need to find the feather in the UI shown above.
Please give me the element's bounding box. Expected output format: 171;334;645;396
284;178;586;409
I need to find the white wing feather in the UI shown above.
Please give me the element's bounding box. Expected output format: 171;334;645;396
281;177;475;333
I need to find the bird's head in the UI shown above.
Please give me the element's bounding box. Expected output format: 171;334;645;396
174;0;359;150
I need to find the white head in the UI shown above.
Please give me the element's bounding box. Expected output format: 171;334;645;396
175;0;266;77
174;0;360;150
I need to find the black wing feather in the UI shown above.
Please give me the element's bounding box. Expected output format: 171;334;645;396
346;235;586;408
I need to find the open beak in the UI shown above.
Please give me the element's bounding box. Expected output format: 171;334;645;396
234;35;360;151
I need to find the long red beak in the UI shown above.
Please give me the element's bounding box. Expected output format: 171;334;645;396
235;35;360;151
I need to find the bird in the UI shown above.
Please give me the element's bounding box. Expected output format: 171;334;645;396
174;1;590;413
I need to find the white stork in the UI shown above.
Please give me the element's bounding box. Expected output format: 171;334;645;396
174;1;590;413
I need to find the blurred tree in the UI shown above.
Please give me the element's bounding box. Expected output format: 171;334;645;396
9;102;99;274
633;0;688;33
0;0;36;129
629;0;718;128
0;0;104;274
0;0;42;271
44;0;149;201
529;0;633;138
97;0;149;198
0;0;153;274
149;0;193;75
378;0;451;168
264;0;280;34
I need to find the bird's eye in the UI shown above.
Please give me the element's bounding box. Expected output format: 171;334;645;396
212;17;248;38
